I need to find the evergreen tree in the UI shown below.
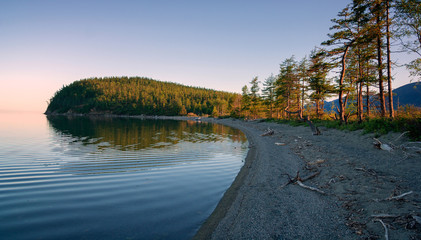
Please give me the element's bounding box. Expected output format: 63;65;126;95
249;77;261;119
46;77;238;117
276;56;301;119
297;57;310;119
395;0;421;80
241;85;251;118
324;2;374;122
308;49;334;118
262;74;276;118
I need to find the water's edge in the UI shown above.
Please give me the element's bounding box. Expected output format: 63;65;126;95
192;118;255;240
45;113;252;239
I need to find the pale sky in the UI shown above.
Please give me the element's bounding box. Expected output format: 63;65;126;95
0;0;416;112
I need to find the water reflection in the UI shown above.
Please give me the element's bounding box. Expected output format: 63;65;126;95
0;113;248;239
46;116;247;175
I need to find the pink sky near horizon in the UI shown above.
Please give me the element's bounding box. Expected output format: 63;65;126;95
0;0;417;113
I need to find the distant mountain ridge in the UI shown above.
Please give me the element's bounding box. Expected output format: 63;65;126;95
324;82;421;111
393;82;421;107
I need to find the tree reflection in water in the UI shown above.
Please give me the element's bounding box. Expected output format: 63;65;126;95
46;115;247;175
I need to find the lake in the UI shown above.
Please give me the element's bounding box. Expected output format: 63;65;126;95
0;112;248;240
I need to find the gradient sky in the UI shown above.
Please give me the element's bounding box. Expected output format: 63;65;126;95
0;0;416;112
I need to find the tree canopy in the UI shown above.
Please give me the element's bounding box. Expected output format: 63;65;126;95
45;77;240;116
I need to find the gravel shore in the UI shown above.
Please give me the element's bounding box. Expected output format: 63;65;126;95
194;118;421;240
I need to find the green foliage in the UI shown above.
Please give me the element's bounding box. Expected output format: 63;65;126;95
263;116;421;140
46;77;238;116
276;56;302;115
313;118;421;141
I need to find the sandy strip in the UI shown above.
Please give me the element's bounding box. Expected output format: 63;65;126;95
194;118;421;239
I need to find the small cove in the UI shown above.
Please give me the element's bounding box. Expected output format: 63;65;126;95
0;112;247;239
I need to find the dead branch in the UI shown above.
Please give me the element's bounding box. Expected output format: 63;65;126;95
280;171;325;194
386;191;413;201
304;116;321;135
394;131;409;142
373;138;392;152
355;167;377;176
301;171;321;182
296;180;326;194
261;128;274;136
307;159;325;166
275;142;286;146
374;219;389;240
371;214;399;218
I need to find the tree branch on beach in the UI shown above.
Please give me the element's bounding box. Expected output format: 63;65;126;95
281;171;326;195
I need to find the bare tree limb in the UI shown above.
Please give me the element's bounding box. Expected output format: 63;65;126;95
261;128;274;136
394;131;410;142
296;180;326;195
386;191;413;201
371;214;399;218
280;171;325;195
374;219;389;240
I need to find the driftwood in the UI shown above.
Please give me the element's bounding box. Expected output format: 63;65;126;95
375;219;389;240
373;138;392;152
394;131;410;142
304;116;321;135
400;142;421;153
355;167;378;176
296;180;326;194
371;214;399;218
386;191;413;201
283;109;321;135
281;171;325;195
261;128;274;136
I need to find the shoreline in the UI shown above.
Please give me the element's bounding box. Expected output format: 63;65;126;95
195;118;421;239
46;114;421;238
193;118;258;239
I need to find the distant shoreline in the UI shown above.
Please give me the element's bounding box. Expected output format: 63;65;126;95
44;112;205;121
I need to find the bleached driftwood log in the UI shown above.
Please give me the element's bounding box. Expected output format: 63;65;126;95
296;180;326;194
386;191;413;201
373;138;392;152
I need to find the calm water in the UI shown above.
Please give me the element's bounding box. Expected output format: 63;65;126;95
0;112;248;240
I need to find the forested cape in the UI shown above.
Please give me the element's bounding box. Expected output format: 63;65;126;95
45;77;240;116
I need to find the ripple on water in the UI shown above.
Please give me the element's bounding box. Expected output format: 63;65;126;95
0;113;248;240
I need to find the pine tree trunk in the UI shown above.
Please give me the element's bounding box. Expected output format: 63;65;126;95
339;45;350;123
386;0;394;118
298;94;303;119
315;99;320;118
357;48;363;122
377;12;386;117
301;81;305;119
365;63;371;119
366;83;371;119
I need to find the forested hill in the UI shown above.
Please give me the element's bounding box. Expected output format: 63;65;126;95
45;77;240;116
